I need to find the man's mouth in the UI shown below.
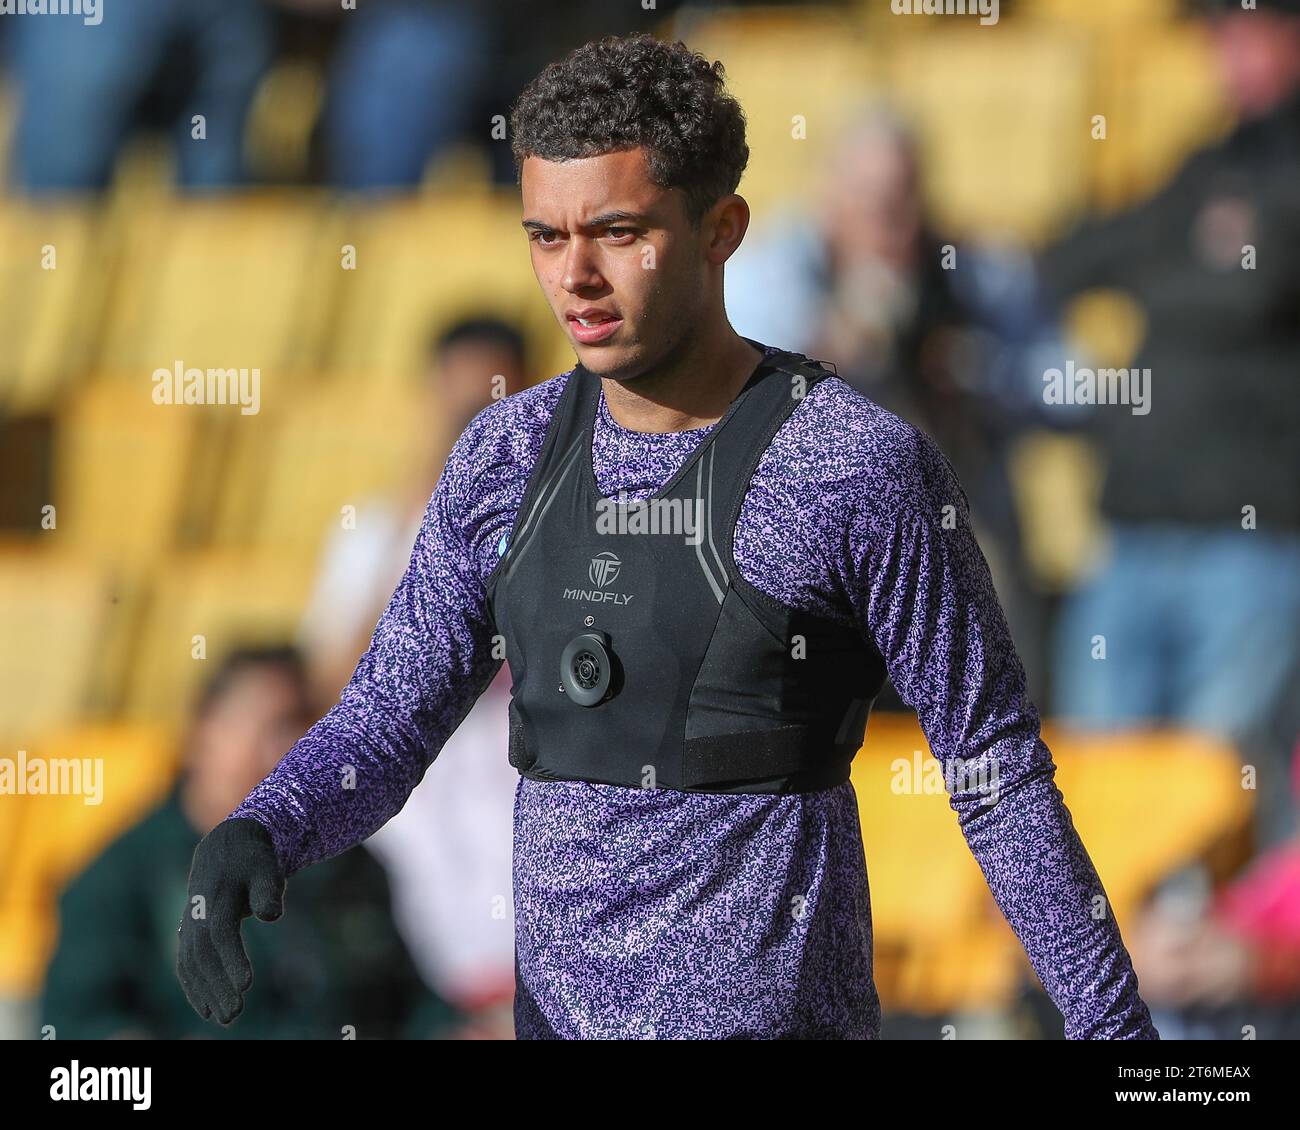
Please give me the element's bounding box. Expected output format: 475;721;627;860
567;311;623;344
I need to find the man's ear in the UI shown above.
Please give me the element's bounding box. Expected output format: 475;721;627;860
704;193;751;265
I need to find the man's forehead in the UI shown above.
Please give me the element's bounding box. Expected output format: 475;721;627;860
521;148;671;219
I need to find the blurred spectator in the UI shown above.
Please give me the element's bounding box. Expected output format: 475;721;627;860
8;0;274;192
299;316;529;704
1128;739;1300;1038
1;0;695;193
306;0;691;190
40;646;451;1039
298;317;529;1039
277;0;493;191
478;0;690;184
726;107;1058;697
1039;0;1300;847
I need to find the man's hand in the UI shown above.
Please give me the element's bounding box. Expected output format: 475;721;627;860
176;818;285;1025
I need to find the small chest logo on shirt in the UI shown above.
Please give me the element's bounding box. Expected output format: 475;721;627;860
589;551;621;586
562;551;633;605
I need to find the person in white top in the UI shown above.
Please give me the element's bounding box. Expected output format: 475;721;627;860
297;317;529;1038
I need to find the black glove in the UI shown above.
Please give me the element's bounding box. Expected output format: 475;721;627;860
176;817;286;1025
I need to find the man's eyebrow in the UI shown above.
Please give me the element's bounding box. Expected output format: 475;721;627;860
520;210;649;232
584;210;648;227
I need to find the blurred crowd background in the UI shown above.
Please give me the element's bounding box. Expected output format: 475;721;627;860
0;0;1298;1040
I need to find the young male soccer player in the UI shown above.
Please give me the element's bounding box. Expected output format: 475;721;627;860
177;33;1159;1039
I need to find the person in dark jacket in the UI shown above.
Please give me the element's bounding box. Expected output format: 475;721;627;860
1039;0;1300;847
40;645;457;1039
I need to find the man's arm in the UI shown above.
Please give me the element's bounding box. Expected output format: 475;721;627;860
230;417;504;878
830;417;1158;1039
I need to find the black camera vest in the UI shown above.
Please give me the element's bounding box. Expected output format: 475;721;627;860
484;342;887;795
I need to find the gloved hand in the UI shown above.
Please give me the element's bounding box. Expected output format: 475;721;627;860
176;817;286;1025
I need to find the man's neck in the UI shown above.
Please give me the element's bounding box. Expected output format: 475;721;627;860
600;327;764;435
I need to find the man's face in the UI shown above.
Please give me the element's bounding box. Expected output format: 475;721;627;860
1211;13;1300;119
824;132;921;269
430;342;526;436
187;666;311;817
520;147;704;382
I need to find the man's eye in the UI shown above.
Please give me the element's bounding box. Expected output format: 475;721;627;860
531;230;560;245
605;227;635;241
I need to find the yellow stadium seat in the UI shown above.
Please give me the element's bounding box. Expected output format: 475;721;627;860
0;794;55;997
672;8;881;221
852;712;1250;1015
1044;724;1253;920
96;193;342;377
244;61;328;183
1007;429;1107;592
1063;287;1148;369
1088;23;1230;210
852;712;1018;1012
853;712;995;943
886;24;1092;243
328;191;558;382
239;376;426;554
0;547;108;750
0;201;110;412
123;550;316;729
55;377;198;568
1021;0;1181;30
0;723;176;996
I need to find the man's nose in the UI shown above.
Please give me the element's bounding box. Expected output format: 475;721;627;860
562;237;603;293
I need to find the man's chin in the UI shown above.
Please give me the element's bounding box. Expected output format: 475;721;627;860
575;343;642;382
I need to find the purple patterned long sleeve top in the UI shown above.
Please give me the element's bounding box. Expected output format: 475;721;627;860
232;344;1158;1040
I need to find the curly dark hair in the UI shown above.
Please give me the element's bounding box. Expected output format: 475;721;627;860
509;33;749;227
